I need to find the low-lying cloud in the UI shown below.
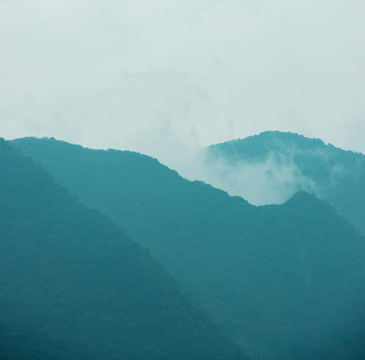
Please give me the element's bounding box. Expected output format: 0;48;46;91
173;149;317;205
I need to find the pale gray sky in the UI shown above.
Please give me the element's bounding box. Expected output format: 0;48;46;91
1;0;364;165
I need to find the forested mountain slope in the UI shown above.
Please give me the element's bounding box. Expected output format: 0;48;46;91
13;137;365;360
0;139;246;360
205;131;365;234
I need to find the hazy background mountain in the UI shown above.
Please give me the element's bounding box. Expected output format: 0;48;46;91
198;131;365;234
13;137;365;359
0;138;247;360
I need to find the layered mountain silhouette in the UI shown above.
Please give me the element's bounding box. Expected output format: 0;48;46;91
0;139;247;360
204;131;365;234
12;137;365;359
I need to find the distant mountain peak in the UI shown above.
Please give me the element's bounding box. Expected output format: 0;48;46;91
203;131;365;233
283;190;338;215
285;190;318;202
208;131;331;160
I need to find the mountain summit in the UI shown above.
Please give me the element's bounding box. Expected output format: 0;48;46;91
204;131;365;234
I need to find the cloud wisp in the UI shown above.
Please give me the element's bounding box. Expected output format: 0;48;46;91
176;149;317;205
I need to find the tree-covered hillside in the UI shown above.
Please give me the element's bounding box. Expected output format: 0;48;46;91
205;131;365;234
0;139;247;360
13;137;365;359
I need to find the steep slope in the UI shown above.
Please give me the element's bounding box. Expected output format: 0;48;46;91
0;139;246;360
12;137;365;360
205;131;365;234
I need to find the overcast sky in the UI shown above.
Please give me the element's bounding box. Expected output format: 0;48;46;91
1;0;364;165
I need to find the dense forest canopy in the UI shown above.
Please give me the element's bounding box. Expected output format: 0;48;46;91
0;138;246;360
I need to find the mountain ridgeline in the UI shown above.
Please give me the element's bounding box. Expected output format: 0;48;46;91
12;136;365;360
205;131;365;234
0;139;247;360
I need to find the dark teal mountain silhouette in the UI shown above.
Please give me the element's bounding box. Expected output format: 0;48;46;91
12;137;365;360
205;131;365;234
0;139;246;360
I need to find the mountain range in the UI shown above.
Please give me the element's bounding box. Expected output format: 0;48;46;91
12;135;365;359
